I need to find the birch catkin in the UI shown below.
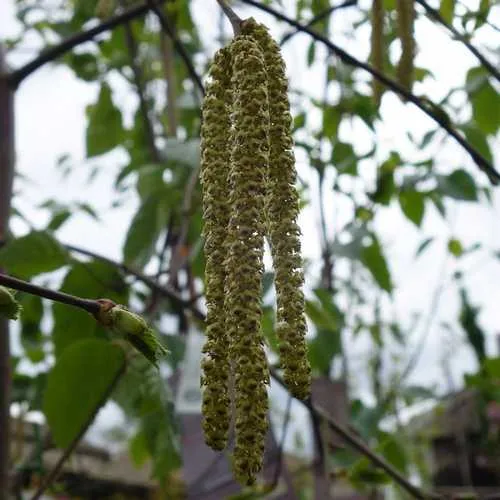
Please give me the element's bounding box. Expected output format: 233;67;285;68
200;17;310;486
396;0;415;92
200;47;232;451
226;36;270;485
370;0;385;107
241;19;311;401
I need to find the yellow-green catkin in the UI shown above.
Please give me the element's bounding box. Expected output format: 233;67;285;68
226;35;270;486
370;0;385;107
199;47;232;451
396;0;415;92
242;19;311;402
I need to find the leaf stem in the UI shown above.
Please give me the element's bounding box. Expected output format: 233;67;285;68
215;0;243;35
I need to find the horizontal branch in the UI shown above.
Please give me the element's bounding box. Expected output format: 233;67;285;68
0;273;100;314
239;0;500;185
9;0;166;87
63;244;205;321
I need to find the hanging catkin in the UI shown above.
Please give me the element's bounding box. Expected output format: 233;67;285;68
199;46;232;451
370;0;385;107
225;35;270;486
396;0;415;92
241;18;311;401
200;16;311;487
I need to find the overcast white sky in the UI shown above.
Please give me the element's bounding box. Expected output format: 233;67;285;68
1;0;499;459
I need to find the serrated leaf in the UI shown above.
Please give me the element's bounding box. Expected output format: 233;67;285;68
0;231;68;279
44;339;125;448
461;125;493;164
399;190;425;227
467;68;500;135
86;82;125;158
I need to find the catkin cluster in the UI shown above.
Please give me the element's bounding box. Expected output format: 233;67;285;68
200;18;311;486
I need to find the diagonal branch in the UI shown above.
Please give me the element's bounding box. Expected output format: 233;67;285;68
415;0;500;83
146;0;205;96
238;0;500;185
9;0;167;87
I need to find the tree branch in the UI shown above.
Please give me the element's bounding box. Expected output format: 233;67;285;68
0;273;101;315
9;0;167;88
146;0;205;96
415;0;500;83
63;243;205;321
238;0;500;185
30;359;127;500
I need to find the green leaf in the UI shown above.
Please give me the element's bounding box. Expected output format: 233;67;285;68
461;125;493;164
466;67;500;135
398;190;425;227
307;41;315;66
86;82;125;158
437;169;478;201
0;231;68;279
440;0;455;24
332;142;357;176
43;339;125;448
123;193;169;269
361;237;393;293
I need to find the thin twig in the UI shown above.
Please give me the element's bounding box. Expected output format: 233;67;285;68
270;395;293;490
9;0;167;87
63;243;205;321
146;0;205;96
0;273;100;314
280;0;357;46
215;0;244;35
238;0;500;185
415;0;500;83
30;360;127;500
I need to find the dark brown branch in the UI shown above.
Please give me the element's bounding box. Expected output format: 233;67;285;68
415;0;500;83
216;0;244;35
0;273;100;315
9;0;167;87
30;359;126;500
146;0;205;96
239;0;500;185
63;244;205;321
